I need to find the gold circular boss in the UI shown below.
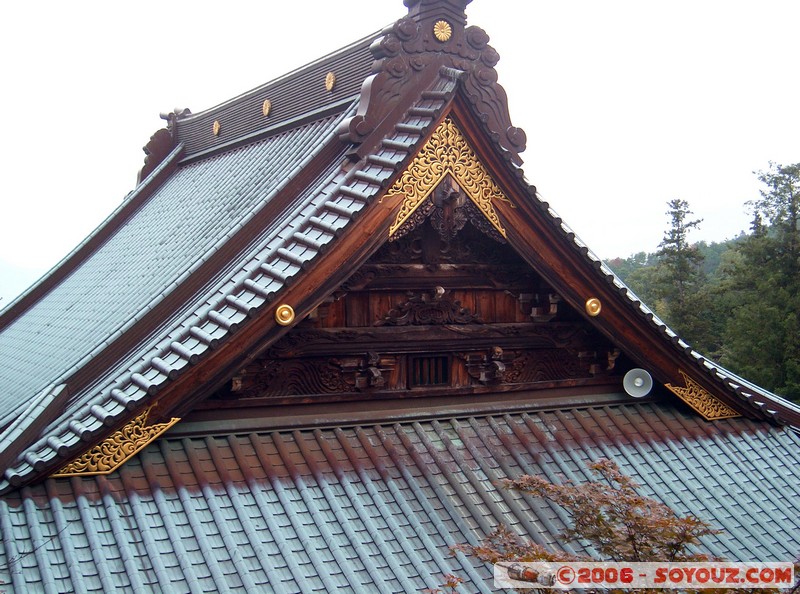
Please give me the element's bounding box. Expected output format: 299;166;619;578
275;304;295;326
585;298;602;317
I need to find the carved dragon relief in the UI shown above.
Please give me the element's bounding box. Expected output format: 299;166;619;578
365;221;520;269
665;370;740;421
374;287;482;326
339;0;526;164
385;117;513;239
52;407;180;477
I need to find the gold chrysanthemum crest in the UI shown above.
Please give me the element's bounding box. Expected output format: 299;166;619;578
52;407;180;477
325;72;336;92
665;370;740;421
433;20;452;42
386;117;513;237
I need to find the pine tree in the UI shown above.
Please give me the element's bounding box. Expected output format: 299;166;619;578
721;163;800;400
651;200;712;351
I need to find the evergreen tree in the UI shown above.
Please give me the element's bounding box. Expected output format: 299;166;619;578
650;200;712;351
721;163;800;400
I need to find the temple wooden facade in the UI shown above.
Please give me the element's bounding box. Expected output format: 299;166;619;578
1;1;798;591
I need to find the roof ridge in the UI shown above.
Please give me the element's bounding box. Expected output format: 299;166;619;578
166;30;383;160
338;5;526;165
178;29;386;123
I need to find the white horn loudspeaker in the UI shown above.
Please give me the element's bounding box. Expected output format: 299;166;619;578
623;368;653;398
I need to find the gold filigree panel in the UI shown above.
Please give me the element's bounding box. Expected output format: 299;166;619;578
52;407;180;477
385;116;513;238
665;370;740;421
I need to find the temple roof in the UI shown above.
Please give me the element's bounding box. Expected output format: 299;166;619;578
1;402;798;592
0;1;799;588
0;0;798;491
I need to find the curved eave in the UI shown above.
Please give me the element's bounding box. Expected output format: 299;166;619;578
0;79;459;493
455;103;800;428
535;208;800;427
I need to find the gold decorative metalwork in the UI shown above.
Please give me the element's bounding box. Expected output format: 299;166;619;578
212;120;221;136
262;99;272;116
386;117;513;238
585;297;602;317
325;72;336;92
665;370;740;421
275;304;295;326
433;20;452;42
52;407;180;477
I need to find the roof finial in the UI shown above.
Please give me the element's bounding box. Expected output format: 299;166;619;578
339;0;526;165
404;0;471;26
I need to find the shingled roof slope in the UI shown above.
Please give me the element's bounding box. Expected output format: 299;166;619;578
173;33;378;160
0;63;461;490
0;4;799;594
0;113;348;420
1;402;798;592
3;0;800;493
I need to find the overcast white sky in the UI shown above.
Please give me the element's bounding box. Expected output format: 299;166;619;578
1;0;798;305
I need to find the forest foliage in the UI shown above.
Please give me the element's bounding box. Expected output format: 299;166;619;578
607;162;800;402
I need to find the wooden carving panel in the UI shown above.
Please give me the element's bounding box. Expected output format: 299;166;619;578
213;344;606;402
374;289;482;326
202;172;620;407
226;354;401;401
339;7;526;164
503;350;587;383
207;317;618;404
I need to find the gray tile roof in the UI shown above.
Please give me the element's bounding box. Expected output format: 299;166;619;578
0;112;348;424
1;402;798;593
0;69;458;491
0;13;798;592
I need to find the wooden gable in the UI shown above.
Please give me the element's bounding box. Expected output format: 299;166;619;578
2;0;797;495
2;3;800;590
48;104;786;478
202;189;621;408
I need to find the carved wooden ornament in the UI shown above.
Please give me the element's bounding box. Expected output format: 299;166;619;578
52;407;180;477
339;11;527;164
386;116;513;238
665;370;740;421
